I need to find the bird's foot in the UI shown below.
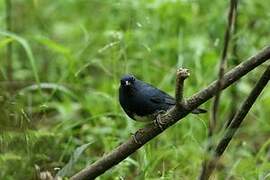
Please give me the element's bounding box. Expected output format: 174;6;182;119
132;129;144;145
154;110;166;131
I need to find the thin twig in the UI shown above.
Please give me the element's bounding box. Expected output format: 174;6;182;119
201;2;238;177
201;1;238;178
199;65;270;179
5;0;13;81
70;46;270;180
210;0;238;136
227;0;240;127
175;68;190;106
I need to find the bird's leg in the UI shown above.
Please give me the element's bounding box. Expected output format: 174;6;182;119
132;129;144;145
154;110;167;131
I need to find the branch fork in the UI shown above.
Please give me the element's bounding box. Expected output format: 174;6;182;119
175;68;190;106
155;68;190;130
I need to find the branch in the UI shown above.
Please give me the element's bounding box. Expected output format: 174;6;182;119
70;46;270;180
199;65;270;179
175;68;190;106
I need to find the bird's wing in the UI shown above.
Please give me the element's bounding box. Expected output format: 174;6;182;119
143;84;175;105
149;92;175;105
136;80;175;105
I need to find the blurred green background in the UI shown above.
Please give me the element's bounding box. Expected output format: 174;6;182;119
0;0;269;179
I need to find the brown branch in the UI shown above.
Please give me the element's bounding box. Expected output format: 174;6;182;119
199;65;270;180
211;0;238;135
175;68;190;107
70;46;270;180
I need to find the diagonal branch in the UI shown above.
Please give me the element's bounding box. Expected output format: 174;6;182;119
70;46;270;180
198;65;270;179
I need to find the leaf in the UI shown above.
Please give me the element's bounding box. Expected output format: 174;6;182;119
56;142;93;177
0;31;41;89
0;37;13;49
19;82;77;99
34;36;71;55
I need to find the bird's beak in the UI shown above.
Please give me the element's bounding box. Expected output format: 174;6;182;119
125;81;130;86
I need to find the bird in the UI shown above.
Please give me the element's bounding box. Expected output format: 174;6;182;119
119;74;206;123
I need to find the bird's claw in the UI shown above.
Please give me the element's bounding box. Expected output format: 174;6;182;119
154;112;166;131
132;129;143;145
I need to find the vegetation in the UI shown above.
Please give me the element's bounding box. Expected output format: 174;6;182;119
0;0;269;179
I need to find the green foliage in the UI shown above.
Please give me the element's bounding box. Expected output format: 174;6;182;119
57;142;93;177
0;0;269;179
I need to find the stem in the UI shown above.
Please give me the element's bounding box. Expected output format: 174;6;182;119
5;0;13;81
202;1;239;178
227;0;240;127
210;0;237;135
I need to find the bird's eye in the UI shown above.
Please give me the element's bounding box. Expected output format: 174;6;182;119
131;77;135;82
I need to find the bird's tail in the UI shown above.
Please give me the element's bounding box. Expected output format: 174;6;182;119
191;108;207;114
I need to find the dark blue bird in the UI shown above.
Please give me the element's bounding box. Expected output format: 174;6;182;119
119;74;206;122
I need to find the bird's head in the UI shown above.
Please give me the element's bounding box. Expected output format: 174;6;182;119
120;74;136;88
